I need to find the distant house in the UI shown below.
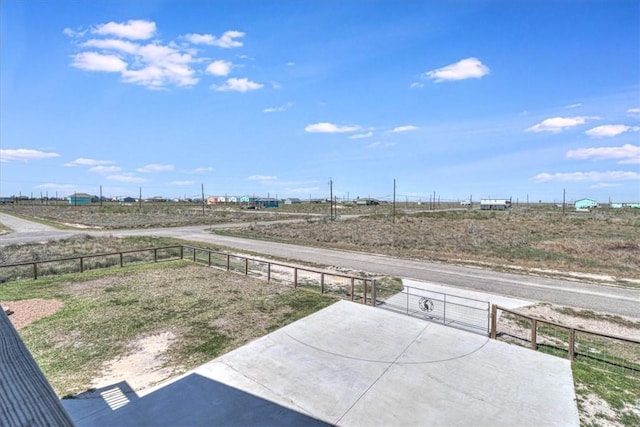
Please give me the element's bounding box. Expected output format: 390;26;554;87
575;198;598;211
240;196;252;204
227;196;238;204
67;193;93;205
257;198;279;208
206;197;218;205
480;199;511;210
285;198;302;205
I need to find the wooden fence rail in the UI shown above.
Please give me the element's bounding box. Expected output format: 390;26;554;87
0;244;377;306
491;304;640;376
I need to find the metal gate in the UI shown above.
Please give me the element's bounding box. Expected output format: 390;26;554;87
375;284;491;335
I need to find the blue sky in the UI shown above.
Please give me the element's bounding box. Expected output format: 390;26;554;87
1;0;639;203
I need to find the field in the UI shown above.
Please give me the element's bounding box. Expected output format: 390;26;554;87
219;205;640;283
3;202;638;284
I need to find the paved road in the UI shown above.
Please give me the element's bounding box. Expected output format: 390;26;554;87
1;214;639;318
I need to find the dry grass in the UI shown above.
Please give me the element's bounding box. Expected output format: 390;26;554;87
0;203;301;229
222;207;640;281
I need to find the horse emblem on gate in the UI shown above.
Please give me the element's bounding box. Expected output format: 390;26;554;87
418;297;434;313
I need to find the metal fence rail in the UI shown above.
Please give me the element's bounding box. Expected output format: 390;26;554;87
491;305;640;378
375;284;491;335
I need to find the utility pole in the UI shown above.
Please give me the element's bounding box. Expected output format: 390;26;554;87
100;185;103;208
393;179;396;223
562;188;566;215
329;178;333;219
201;184;206;216
139;187;142;211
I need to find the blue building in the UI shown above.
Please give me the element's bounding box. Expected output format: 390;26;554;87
574;198;598;211
67;193;94;205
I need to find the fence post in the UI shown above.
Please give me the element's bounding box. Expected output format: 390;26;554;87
443;294;447;325
180;246;184;259
120;253;123;267
371;279;376;307
569;329;576;361
490;305;497;339
33;263;38;280
193;249;196;262
154;248;158;263
531;319;538;350
244;258;248;275
208;251;211;267
321;273;324;294
294;268;298;288
406;287;409;314
267;263;271;282
79;257;84;273
226;254;230;271
350;278;355;301
363;280;367;305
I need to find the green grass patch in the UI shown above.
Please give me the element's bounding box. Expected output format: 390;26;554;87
573;361;640;426
1;261;337;397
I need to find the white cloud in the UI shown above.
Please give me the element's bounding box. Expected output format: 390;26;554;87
82;38;139;54
525;116;599;133
565;103;582;109
590;182;619;189
212;77;263;92
410;82;424;89
305;122;361;133
90;166;122;174
0;148;60;162
206;60;233;76
423;57;489;83
65;158;114;167
187;167;214;174
349;131;373;139
263;102;293;113
566;144;640;164
93;19;156;40
248;175;277;181
286;62;296;67
106;173;148;183
171;180;195;186
68;21;239;89
585;124;640;138
531;170;640;183
63;27;86;38
389;125;418;133
136;163;175;173
184;30;245;48
627;107;640;118
367;141;396;148
71;52;128;72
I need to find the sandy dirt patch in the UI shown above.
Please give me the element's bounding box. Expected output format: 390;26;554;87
91;331;179;391
1;298;63;329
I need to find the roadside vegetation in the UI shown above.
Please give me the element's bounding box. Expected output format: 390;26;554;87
220;206;640;283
